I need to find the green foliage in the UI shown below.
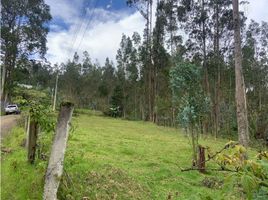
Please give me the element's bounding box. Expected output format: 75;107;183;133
170;61;202;96
170;61;210;126
12;86;51;108
11;86;56;132
207;142;268;199
108;85;124;117
177;94;210;128
29;103;55;133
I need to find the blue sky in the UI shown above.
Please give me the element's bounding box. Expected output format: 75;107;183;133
44;0;268;65
47;0;136;32
45;0;144;65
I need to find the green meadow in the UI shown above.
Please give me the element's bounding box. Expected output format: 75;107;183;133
1;112;246;200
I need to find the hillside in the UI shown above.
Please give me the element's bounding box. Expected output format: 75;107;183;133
1;112;239;200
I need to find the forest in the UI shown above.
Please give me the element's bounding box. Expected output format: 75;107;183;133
1;0;268;199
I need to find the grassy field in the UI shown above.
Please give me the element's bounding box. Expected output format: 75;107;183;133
1;111;249;199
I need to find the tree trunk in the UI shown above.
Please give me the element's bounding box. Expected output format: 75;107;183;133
172;107;175;127
1;64;6;102
1;49;11;109
27;120;39;164
53;74;58;111
147;0;154;122
214;2;220;139
191;125;197;167
232;0;250;147
201;0;210;134
43;102;74;200
258;87;262;111
201;0;209;95
134;86;137;119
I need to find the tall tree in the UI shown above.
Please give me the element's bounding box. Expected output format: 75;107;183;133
116;34;129;118
232;0;249;146
127;0;154;121
1;0;52;104
101;57;116;106
152;0;171;124
242;20;268;141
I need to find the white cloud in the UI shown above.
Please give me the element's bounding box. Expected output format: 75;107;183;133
46;11;145;65
243;0;268;22
45;0;84;24
45;0;145;65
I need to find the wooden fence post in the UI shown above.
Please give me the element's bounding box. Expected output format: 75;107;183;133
25;115;31;149
43;102;74;200
27;119;38;163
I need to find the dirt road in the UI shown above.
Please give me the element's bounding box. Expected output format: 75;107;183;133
0;114;20;141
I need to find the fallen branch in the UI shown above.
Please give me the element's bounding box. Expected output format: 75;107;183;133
202;142;239;165
181;167;238;173
1;147;12;153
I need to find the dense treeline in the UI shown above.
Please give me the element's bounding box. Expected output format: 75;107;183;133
1;0;267;143
54;0;268;143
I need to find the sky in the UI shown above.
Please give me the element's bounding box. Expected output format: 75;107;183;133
44;0;268;66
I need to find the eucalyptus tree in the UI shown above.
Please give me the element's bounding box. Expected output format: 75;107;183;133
116;34;131;118
242;20;268;141
131;32;146;119
127;35;140;119
177;0;214;134
170;59;210;165
1;0;52;104
81;51;93;75
176;0;248;137
232;0;249;146
163;0;178;54
127;0;154;121
59;57;81;105
100;58;116;107
152;0;173;123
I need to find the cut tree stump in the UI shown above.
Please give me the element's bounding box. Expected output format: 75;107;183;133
197;145;206;173
43;102;74;200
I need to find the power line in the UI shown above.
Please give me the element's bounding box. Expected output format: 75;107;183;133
67;0;97;60
75;0;99;54
67;9;87;59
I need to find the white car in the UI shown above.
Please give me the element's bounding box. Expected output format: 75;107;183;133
5;104;20;115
